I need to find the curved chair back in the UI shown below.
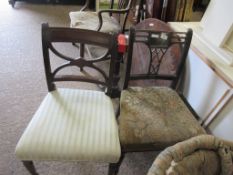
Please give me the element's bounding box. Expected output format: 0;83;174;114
123;27;193;89
42;23;121;97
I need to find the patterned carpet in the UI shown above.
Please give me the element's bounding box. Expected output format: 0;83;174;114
0;1;159;174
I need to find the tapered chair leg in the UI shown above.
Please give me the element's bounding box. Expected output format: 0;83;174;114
108;153;125;175
22;161;39;175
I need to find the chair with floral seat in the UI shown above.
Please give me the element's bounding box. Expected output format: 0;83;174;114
15;23;122;175
115;27;206;174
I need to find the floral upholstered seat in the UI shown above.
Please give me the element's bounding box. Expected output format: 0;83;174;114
113;25;206;175
119;87;206;150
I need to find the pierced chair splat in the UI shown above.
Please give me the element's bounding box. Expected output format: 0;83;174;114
15;24;122;175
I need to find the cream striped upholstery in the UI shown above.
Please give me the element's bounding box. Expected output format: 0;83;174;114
15;88;121;163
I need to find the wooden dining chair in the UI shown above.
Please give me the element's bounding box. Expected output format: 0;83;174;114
15;23;122;175
115;27;206;174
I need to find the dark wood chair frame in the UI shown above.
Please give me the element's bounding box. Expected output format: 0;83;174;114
113;27;201;174
42;23;121;96
21;23;122;175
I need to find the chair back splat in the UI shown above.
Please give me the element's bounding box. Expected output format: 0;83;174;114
42;23;121;97
124;27;193;90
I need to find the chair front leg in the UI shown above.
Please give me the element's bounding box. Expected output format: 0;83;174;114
22;161;39;175
108;153;125;175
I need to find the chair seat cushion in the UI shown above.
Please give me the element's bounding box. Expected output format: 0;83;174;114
119;87;206;150
69;11;121;34
15;88;121;163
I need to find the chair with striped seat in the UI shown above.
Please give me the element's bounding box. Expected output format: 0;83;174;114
15;24;122;175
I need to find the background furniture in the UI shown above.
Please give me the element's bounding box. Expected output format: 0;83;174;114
116;27;205;174
193;0;211;11
70;0;132;34
139;0;199;22
200;0;233;65
9;0;95;8
69;0;133;59
15;24;122;175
